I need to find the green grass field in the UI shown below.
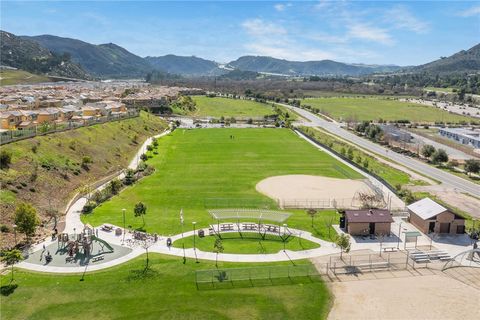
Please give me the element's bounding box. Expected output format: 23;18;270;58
190;96;275;118
0;254;331;319
301;97;474;123
0;69;50;86
83;128;360;237
173;234;320;254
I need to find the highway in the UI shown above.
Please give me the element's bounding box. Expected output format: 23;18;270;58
283;104;480;198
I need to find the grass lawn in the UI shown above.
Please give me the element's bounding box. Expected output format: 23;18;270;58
0;254;332;319
0;69;50;86
173;234;320;254
190;96;275;118
301;97;474;123
83;128;360;237
423;87;455;93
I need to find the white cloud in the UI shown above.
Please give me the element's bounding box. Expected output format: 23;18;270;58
274;3;292;12
347;23;394;45
242;19;287;36
458;5;480;17
245;42;334;61
387;5;429;33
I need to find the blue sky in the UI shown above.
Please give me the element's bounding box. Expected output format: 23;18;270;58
1;1;479;65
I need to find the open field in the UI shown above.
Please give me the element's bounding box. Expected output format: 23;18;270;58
424;86;456;92
190;96;275;118
0;254;332;320
83;128;361;236
301;97;474;123
173;234;320;254
0;69;50;86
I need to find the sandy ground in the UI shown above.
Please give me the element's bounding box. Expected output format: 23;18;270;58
256;175;372;204
327;272;480;320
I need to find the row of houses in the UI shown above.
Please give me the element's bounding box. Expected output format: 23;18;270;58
0;101;127;130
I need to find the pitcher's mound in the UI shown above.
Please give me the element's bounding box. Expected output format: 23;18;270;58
256;175;372;205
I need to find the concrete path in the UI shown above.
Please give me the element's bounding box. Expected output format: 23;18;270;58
63;130;171;234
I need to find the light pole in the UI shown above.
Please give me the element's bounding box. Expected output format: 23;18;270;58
192;222;198;263
122;208;126;244
397;222;402;249
12;224;17;246
283;223;287;252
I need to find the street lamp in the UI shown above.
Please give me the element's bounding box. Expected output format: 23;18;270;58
397;222;403;249
12;224;17;246
283;223;287;252
192;222;198;263
122;208;126;244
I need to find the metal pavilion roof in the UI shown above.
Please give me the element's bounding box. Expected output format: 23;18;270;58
208;208;292;223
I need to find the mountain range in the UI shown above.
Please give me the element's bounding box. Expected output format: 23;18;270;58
2;30;479;80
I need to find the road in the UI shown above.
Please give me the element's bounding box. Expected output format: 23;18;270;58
283;104;480;198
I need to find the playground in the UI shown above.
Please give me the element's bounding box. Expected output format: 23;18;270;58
23;225;132;268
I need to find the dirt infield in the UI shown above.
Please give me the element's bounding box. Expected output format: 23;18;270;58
327;272;479;320
256;175;371;204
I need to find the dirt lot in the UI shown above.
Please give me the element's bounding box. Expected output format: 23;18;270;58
256;175;371;204
327;270;479;320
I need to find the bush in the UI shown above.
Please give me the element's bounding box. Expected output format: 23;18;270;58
82;201;97;214
0;150;12;170
0;225;10;233
140;153;148;161
146;145;153;152
81;156;93;170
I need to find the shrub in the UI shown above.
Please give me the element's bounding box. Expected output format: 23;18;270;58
29;188;36;192
0;225;10;233
146;145;153;152
140;153;148;161
81;156;93;170
0;150;12;170
82;201;97;214
14;203;40;238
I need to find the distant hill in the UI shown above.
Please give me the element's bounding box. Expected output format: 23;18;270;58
145;55;224;76
413;43;480;74
227;56;402;76
23;34;153;78
219;69;259;80
0;31;90;79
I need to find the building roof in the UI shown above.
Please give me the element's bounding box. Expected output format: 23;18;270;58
407;198;447;220
344;209;393;223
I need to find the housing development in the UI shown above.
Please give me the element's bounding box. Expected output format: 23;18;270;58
0;1;479;320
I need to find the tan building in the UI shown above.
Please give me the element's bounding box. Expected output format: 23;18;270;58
407;198;465;235
343;209;393;236
37;108;60;124
0;111;22;129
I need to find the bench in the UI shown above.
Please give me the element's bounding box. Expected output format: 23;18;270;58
383;247;398;252
413;258;430;263
92;255;105;263
356;262;390;270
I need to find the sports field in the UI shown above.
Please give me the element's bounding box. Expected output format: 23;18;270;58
0;254;331;319
83;128;361;236
191;96;275;118
173;234;320;254
301;97;474;123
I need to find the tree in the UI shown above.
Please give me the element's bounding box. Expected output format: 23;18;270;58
0;150;12;169
431;149;448;164
109;179;123;195
14;203;40;239
306;209;318;227
464;159;480;176
213;238;224;268
134;202;147;226
421;145;435;158
336;234;351;259
1;249;23;282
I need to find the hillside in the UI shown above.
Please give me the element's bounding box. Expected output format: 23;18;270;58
23;34;153;78
413;43;480;74
0;69;50;86
145;54;224;76
227;56;402;76
0;112;167;246
0;31;90;79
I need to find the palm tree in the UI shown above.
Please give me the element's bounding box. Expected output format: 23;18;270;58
213;238;224;268
1;249;23;282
